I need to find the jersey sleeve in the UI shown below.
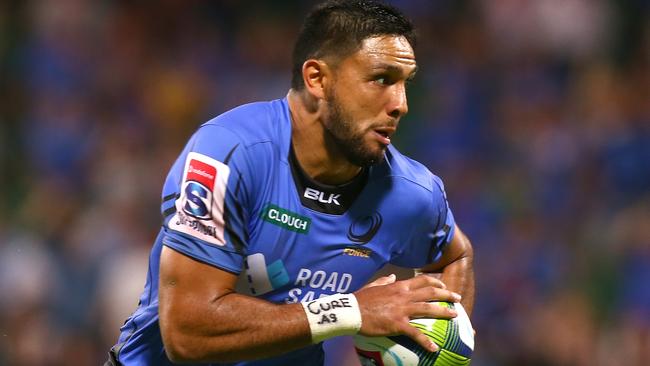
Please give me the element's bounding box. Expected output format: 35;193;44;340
390;174;456;268
159;124;252;274
427;174;456;263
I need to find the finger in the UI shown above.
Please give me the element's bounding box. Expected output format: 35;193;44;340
405;274;446;291
415;270;441;280
363;273;396;289
408;286;462;303
407;301;458;319
400;322;438;353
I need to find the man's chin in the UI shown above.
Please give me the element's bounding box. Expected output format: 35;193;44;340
348;147;386;168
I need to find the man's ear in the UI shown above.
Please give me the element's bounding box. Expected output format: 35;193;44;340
301;59;332;100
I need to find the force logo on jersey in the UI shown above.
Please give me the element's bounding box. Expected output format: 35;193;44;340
169;152;230;246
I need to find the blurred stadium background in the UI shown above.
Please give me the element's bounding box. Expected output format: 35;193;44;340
0;1;648;365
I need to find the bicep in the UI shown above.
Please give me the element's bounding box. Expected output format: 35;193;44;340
419;224;473;274
159;245;238;336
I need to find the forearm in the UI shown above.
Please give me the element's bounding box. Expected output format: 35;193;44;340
160;291;311;363
419;226;475;315
439;254;474;315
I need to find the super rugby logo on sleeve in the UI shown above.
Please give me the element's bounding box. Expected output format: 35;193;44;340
184;158;216;219
169;152;230;246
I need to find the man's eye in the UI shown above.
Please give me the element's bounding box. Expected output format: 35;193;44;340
375;76;391;85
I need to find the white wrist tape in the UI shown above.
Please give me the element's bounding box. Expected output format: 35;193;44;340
301;293;362;343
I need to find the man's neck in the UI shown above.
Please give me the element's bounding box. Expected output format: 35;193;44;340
286;89;362;185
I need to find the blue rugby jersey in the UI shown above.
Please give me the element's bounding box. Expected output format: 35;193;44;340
111;98;456;366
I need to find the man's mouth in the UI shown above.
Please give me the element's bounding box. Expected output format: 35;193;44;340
373;126;396;145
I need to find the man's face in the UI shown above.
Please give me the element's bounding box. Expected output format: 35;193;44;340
322;35;417;167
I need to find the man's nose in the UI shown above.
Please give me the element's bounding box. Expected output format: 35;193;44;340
387;83;408;119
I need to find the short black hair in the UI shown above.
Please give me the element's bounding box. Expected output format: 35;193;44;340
291;0;416;90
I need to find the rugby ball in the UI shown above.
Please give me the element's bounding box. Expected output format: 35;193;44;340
354;302;474;366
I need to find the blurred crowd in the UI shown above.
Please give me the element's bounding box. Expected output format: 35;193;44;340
0;1;648;365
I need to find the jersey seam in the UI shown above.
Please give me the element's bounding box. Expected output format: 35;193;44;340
384;174;435;193
200;123;276;151
115;316;138;362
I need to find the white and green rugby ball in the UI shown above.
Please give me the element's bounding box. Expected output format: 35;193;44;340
354;302;474;366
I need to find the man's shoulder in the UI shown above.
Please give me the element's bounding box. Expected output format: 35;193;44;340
199;98;290;147
381;145;443;194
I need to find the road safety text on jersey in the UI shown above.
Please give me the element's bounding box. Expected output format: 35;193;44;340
285;268;352;303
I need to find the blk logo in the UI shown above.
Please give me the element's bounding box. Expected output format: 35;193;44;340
183;181;212;219
347;212;382;244
304;187;341;206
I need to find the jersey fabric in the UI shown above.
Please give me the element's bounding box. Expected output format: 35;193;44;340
111;98;456;366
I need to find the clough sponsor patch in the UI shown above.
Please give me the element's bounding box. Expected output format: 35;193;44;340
169;152;230;246
262;204;311;234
